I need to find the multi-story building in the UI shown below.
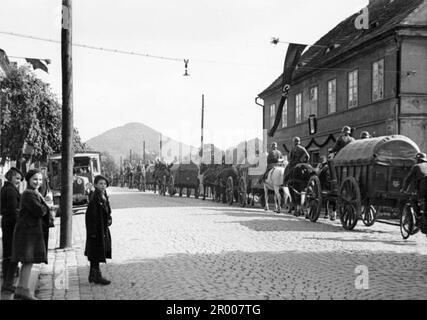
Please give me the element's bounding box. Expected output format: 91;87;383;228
0;48;10;78
258;0;427;165
0;48;11;185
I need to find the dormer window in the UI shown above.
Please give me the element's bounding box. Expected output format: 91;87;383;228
325;44;341;54
370;21;380;29
296;62;307;70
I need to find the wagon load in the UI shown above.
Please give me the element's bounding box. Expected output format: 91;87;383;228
170;162;200;198
331;135;419;197
305;135;420;232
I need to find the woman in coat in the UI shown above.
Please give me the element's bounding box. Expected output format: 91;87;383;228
1;168;23;293
84;175;112;285
11;169;50;300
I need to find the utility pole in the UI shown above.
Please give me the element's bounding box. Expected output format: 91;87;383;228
143;140;146;164
201;94;204;162
60;0;73;249
159;133;162;160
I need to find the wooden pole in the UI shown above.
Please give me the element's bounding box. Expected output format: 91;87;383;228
201;94;204;161
60;0;73;249
143;140;146;164
159;134;162;160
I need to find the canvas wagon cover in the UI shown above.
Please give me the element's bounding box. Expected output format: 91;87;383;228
170;162;199;173
333;135;420;166
170;162;199;185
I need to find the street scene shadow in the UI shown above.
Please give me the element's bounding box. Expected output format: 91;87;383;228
110;192;225;209
74;249;427;300
202;208;390;234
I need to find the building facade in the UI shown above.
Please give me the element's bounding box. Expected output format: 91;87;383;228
259;0;427;165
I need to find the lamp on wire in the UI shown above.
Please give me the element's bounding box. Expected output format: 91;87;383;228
271;37;280;45
183;59;190;76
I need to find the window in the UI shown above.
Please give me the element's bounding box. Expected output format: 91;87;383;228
281;100;288;128
372;59;384;101
295;93;302;124
328;79;337;114
92;158;99;173
348;70;358;108
308;86;318;118
309;150;320;167
269;104;276;129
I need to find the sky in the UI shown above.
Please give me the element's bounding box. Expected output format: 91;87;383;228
0;0;368;150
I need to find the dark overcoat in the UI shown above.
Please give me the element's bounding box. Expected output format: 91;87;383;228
84;189;112;262
1;181;21;260
11;188;50;264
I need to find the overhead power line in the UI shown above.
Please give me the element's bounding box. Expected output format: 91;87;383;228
0;30;421;75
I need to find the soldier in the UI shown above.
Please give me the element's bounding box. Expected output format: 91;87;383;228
331;126;355;156
360;131;371;139
259;142;284;183
283;137;310;184
288;137;310;168
401;152;427;234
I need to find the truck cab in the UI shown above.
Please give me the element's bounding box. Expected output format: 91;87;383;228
47;152;102;209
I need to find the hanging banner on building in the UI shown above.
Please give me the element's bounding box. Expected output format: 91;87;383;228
308;115;317;135
269;43;307;137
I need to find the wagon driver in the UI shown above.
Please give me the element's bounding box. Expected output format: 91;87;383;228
283;137;310;185
401;152;427;234
259;142;284;184
330;126;355;156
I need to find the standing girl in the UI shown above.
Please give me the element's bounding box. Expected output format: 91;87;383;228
11;169;50;300
84;175;112;285
1;168;23;293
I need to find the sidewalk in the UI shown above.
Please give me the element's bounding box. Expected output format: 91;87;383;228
35;218;79;300
0;218;41;300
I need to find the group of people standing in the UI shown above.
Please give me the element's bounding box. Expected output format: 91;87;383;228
1;168;113;300
1;168;51;300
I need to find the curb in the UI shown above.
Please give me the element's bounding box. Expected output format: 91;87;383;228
36;218;81;300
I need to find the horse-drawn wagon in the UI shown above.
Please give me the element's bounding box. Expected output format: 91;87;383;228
304;135;420;234
224;163;266;208
169;162;200;198
145;164;157;192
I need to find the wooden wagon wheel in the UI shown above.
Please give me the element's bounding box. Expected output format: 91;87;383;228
361;202;377;227
338;176;361;231
306;175;322;223
195;180;200;199
168;175;175;197
238;176;247;208
226;176;234;205
162;175;167;196
400;203;419;239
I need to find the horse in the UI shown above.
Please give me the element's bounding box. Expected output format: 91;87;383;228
216;164;239;203
124;163;134;189
154;161;173;196
286;163;318;216
134;163;146;191
199;163;221;201
263;164;292;214
145;164;157;193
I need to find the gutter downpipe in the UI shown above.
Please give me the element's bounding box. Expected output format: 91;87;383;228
395;32;402;135
255;96;267;153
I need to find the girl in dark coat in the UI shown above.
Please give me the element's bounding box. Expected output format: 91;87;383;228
84;175;112;285
11;169;50;300
1;168;23;293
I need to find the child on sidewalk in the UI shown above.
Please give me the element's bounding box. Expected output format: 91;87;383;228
84;175;112;285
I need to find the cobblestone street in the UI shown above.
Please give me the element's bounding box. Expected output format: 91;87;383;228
31;187;427;300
